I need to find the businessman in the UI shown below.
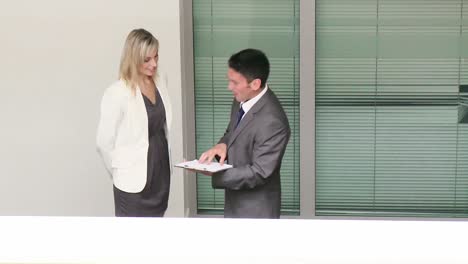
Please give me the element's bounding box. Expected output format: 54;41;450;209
198;48;290;218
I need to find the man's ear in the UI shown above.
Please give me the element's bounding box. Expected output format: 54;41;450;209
250;78;262;91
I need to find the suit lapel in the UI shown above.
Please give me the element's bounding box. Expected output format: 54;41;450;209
227;89;272;148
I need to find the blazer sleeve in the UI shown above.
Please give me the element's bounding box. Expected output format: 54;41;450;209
96;84;124;175
212;116;291;190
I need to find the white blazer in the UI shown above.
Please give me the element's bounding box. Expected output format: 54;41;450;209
96;75;172;193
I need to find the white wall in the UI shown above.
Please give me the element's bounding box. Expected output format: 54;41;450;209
0;0;187;216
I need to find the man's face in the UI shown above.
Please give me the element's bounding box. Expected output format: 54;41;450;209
227;68;256;102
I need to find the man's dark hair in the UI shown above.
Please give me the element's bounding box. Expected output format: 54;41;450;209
228;48;270;88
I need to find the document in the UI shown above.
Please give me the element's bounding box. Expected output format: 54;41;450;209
175;159;233;173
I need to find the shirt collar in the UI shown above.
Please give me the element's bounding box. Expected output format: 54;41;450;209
240;84;269;114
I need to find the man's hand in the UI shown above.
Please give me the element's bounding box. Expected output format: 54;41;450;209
199;143;227;165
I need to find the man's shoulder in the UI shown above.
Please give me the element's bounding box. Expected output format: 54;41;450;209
260;89;287;114
255;90;290;127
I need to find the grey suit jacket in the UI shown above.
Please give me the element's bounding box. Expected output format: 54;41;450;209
212;88;290;218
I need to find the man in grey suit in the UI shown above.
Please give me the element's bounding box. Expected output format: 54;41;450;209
198;49;290;218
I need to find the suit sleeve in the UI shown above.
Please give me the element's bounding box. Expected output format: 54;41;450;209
96;86;124;175
214;100;237;163
212;117;290;190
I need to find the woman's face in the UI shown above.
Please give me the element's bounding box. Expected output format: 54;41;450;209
139;49;158;78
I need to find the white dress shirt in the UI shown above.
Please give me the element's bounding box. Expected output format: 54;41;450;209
239;84;269;119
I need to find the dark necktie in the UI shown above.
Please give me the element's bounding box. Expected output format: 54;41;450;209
235;105;245;128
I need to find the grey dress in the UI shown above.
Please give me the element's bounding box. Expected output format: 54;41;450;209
113;89;171;217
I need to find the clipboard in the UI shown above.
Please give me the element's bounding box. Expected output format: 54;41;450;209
174;159;232;173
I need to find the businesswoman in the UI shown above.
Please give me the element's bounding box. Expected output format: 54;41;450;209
97;28;172;217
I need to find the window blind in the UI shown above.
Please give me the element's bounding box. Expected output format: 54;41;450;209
316;0;468;217
193;0;300;215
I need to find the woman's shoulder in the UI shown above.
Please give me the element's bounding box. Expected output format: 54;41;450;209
155;71;168;87
103;79;132;98
155;72;170;96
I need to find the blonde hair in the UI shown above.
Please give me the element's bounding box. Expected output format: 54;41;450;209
119;28;159;91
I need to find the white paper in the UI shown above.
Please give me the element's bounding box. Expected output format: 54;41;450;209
175;159;232;173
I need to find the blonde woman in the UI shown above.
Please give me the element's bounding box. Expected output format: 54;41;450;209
97;29;172;217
